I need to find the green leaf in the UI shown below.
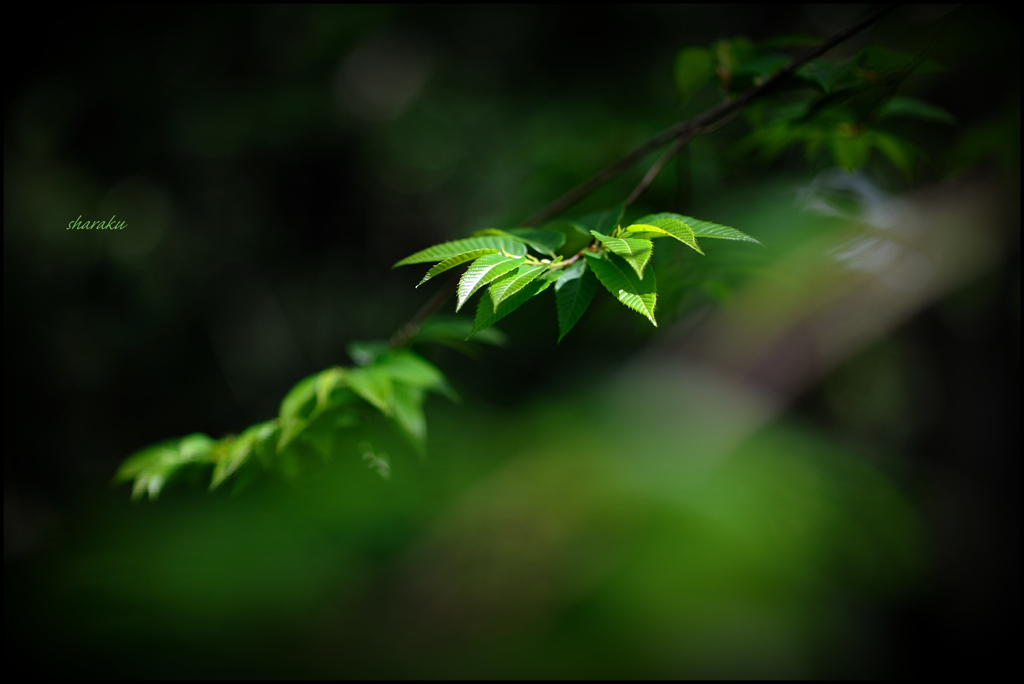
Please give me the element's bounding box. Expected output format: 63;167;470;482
469;274;556;339
489;263;549;307
638;212;762;246
590;230;654;279
417;249;499;287
584;251;657;327
277;415;309;452
569;203;625;237
713;37;756;89
345;366;393;416
314;367;347;414
555;260;598;342
279;372;319;423
618;223;700;254
623;216;704;255
413;316;508;350
830;133;871;171
252;421;280;469
870;131;919;178
300;410;346;460
391;383;427;453
456;252;526;311
714;37;755;71
796;60;854;94
115;433;216;500
503;227;566;256
674;47;714;101
211;421;275;490
394;236;526;267
209;422;273;490
373;349;451;396
878;96;957;125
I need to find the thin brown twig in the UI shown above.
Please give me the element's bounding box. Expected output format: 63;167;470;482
522;4;895;227
624;109;743;209
625;134;692;209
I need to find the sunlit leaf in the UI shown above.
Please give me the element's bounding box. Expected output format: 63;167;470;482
469;274;556;339
252;421;280;469
590;230;654;279
373;349;456;402
279;372;319;423
674;47;715;101
638;212;761;246
209;421;273;490
345;366;393;416
393;236;526;267
314;367;347;414
623;215;704;255
278;415;309;452
417;248;499;287
489;263;549;307
456;253;526;311
555;260;598;342
584;251;657;326
115;433;216;501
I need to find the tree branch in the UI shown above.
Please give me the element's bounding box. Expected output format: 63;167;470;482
522;4;896;227
392;4;896;346
625;133;692;209
624;108;741;209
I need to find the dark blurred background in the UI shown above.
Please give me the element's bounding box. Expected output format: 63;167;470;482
5;5;1019;679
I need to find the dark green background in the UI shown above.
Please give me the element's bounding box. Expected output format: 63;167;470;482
5;5;1019;678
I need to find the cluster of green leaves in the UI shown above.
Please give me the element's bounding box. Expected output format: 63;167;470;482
676;37;956;174
114;336;493;499
395;206;760;341
117;209;757;500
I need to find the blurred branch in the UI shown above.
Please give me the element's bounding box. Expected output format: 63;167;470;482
625;134;693;210
522;4;896;227
624;109;740;209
